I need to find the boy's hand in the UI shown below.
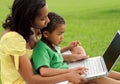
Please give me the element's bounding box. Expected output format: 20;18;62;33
67;40;81;50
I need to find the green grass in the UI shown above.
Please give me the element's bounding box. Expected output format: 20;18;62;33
47;0;120;71
0;0;13;35
0;0;120;74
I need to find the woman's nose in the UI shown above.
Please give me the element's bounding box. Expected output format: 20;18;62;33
46;17;50;24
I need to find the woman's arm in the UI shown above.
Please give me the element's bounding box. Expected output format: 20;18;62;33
39;67;70;77
19;55;65;84
19;55;87;84
39;66;87;77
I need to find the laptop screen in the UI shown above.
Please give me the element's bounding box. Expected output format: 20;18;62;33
103;31;120;71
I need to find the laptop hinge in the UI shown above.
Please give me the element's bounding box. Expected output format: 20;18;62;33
100;57;108;73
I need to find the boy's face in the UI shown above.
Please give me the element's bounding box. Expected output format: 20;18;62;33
47;24;65;46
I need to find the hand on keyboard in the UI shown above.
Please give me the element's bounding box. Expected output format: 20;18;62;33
70;67;88;75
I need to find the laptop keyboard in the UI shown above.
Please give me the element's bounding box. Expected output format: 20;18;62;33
83;58;104;75
68;57;105;76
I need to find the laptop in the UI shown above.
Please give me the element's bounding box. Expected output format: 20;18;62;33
68;31;120;80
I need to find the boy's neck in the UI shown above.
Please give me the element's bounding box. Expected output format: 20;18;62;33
41;37;57;52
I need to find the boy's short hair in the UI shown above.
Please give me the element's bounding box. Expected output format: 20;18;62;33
41;12;65;33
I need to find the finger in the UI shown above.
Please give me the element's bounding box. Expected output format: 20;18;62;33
77;40;81;45
73;41;78;46
83;55;89;59
76;67;88;71
79;55;89;60
72;41;76;46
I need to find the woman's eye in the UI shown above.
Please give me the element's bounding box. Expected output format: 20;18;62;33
40;16;47;21
40;18;45;21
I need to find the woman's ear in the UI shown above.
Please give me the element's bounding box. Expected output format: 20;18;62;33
43;31;49;38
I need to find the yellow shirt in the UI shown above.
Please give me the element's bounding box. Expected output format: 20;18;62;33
0;32;32;84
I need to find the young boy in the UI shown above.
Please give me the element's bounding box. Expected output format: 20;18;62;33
31;12;88;84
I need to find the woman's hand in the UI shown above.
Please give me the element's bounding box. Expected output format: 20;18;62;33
70;67;88;75
66;70;87;84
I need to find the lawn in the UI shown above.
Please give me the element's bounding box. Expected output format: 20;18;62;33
47;0;120;71
0;0;120;79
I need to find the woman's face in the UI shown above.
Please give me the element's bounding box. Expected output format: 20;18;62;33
33;4;50;30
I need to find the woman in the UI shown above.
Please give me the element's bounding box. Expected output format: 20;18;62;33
0;0;119;84
0;0;86;84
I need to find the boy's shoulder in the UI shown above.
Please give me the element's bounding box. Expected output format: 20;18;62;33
35;40;50;50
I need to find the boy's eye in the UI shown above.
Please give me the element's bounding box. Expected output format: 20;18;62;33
57;34;61;35
57;32;64;35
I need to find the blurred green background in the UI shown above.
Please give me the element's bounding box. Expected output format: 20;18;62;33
47;0;120;71
0;0;120;83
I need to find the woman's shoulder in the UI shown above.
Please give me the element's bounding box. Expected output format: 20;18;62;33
0;31;25;42
0;31;26;50
1;31;22;38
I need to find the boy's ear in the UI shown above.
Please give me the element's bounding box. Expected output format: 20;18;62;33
43;31;49;38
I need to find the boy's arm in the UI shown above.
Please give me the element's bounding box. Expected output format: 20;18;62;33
63;54;88;62
60;46;70;53
62;45;88;62
61;41;80;53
